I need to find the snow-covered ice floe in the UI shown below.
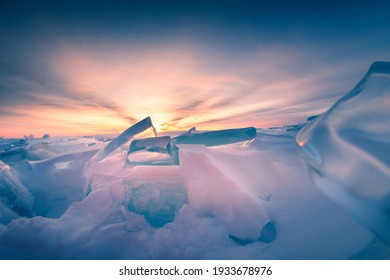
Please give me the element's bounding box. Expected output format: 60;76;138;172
297;61;390;245
0;125;375;259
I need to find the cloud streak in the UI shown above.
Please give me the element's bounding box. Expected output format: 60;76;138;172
0;41;380;137
1;1;390;137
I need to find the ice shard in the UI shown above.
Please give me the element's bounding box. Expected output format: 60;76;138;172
173;127;256;146
90;116;256;168
0;160;34;223
297;61;390;244
0;138;29;165
124;126;256;167
92;116;155;161
126;136;179;167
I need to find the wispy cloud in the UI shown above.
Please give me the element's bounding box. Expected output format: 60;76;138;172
0;40;369;137
0;29;386;138
1;0;389;138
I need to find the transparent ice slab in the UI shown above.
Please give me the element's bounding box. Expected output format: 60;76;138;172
297;61;390;244
173;127;256;146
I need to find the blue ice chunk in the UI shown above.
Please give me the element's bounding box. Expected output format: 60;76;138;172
307;115;320;122
127;182;188;227
0;138;28;152
92;116;155;161
0;160;34;222
179;127;197;135
173;127;256;146
297;61;390;244
0;138;29;164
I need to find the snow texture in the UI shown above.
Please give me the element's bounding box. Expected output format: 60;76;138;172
0;128;375;259
297;61;390;244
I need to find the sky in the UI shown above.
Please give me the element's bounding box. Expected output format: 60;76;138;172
1;0;390;137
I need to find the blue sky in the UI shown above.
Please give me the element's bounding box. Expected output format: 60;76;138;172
1;0;390;137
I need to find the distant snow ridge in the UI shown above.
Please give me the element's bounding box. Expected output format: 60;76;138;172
297;61;390;244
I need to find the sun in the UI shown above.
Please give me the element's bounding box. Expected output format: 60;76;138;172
152;121;161;132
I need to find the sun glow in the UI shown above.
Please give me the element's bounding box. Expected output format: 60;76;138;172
0;42;333;138
153;122;162;132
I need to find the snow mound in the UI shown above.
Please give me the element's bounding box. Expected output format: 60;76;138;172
297;61;390;244
178;145;270;241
